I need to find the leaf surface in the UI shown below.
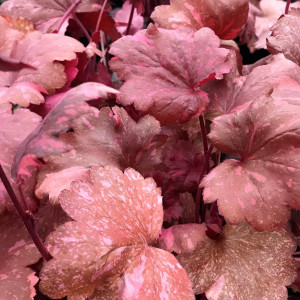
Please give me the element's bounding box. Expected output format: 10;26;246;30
109;24;230;124
39;165;193;299
151;0;249;39
11;82;118;179
0;0;106;33
35;106;165;203
201;97;300;230
177;222;296;299
0;109;41;214
0;214;41;299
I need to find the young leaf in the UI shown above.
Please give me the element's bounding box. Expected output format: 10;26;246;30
109;24;230;124
39;165;194;299
201;97;300;231
0;0;107;33
35;106;166;203
177;222;296;299
0;214;41;299
151;0;249;40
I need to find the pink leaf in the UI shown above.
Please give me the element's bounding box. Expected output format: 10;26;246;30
151;0;249;39
0;214;41;299
109;24;230;124
201;97;300;231
177;222;297;298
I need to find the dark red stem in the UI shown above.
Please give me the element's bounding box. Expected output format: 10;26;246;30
125;0;136;35
199;115;209;172
72;13;91;41
195;145;214;223
56;0;82;32
285;0;292;14
95;0;108;33
0;165;52;261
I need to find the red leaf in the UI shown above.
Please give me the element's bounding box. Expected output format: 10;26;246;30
151;0;249;39
109;24;230;124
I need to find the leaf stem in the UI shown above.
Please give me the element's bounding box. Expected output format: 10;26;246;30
95;0;109;34
199;115;210;172
285;0;291;14
56;0;82;32
195;145;214;223
0;164;52;261
72;13;91;41
125;0;136;35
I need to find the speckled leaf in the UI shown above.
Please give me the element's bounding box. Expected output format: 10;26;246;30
118;246;194;299
151;0;249;39
0;28;85;107
0;109;41;214
0;0;106;33
204;54;300;117
201;97;300;230
268;14;300;66
158;223;207;254
39;166;191;299
0;214;41;299
35;106;165;203
177;222;296;299
12;82;118;179
252;0;300;51
109;24;230;124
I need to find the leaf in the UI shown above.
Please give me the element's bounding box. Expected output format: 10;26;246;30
0;24;85;107
11;82;119;179
39;165;194;299
0;109;41;214
151;0;249;39
177;222;297;299
35;106;165;203
0;0;107;33
158;223;207;254
252;0;300;51
268;13;300;66
109;24;230;124
115;0;144;35
204;54;300;117
0;54;36;72
201;97;300;230
0;214;41;299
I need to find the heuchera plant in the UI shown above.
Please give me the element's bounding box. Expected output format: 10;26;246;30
0;0;300;299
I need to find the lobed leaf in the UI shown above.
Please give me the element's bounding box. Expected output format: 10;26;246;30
109;24;230;124
178;222;297;299
151;0;249;40
201;97;300;230
39;166;193;299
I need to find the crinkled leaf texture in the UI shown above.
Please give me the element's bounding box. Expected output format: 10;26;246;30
35;106;165;203
201;97;300;231
39;165;194;299
151;0;249;40
0;214;41;299
0;23;85;107
177;222;296;299
12;82;118;179
109;24;230;125
0;109;41;213
0;0;106;33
